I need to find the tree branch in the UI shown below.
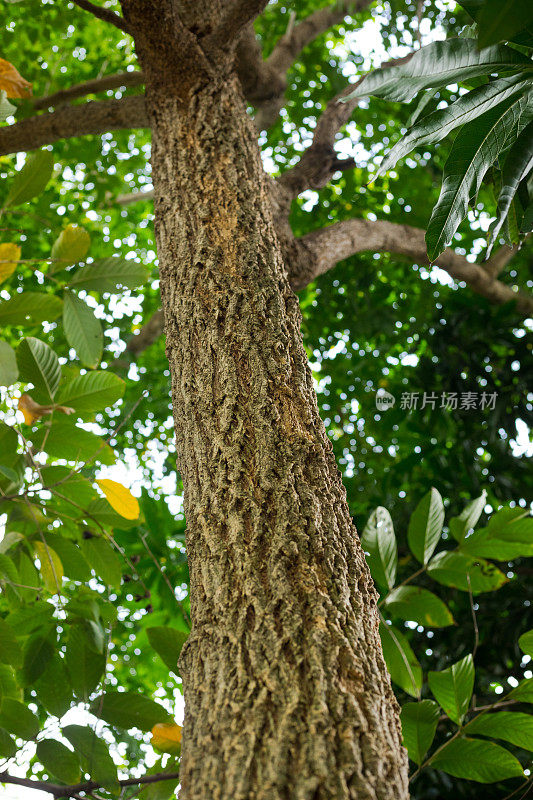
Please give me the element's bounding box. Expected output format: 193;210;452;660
71;0;131;34
0;769;180;798
33;71;144;110
0;96;148;156
126;309;165;356
289;217;533;315
211;0;269;45
116;187;154;204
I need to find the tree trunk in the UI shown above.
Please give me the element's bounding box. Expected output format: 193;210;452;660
125;7;408;798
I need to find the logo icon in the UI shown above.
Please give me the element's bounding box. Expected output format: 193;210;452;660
375;389;396;411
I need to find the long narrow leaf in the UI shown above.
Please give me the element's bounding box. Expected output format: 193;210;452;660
487;120;533;254
376;76;531;179
426;91;533;260
345;39;532;104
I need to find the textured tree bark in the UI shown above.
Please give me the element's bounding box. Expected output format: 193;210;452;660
125;6;408;798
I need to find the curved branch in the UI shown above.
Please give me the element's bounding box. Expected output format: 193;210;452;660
126;309;165;356
290;217;533;314
33;71;144;110
71;0;131;33
211;0;269;44
0;769;180;798
0;96;148;156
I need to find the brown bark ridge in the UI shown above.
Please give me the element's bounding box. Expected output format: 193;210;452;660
123;3;408;798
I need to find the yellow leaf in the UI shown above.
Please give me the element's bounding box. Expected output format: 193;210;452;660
18;394;74;425
151;722;182;753
96;478;139;520
34;541;63;594
0;243;21;284
51;224;91;270
0;58;32;99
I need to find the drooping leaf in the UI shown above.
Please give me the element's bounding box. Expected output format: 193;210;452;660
63;291;103;368
476;0;533;48
376;76;531;179
151;722;182;754
63;725;118;789
428;654;474;724
488;121;533;254
379;621;422;697
467;711;533;750
147;626;188;674
0;699;40;740
34;655;72;718
361;506;397;590
0;57;32;98
407;487;444;564
89;691;172;732
426;95;533;260
431;737;524;782
67;256;149;292
51;224;91;270
80;536;123;588
0;341;18;387
346;39;533;104
427;550;507;593
510;678;533;703
384;586;454;627
41;534;91;582
400;700;440;765
0;243;21;284
0;618;21;667
0;727;17;759
95;478;139;520
3;150;54;209
21;634;54;685
32;417;115;465
56;370;124;413
33;541;64;594
65;625;106;701
0;292;63;325
36;740;81;784
16;337;61;403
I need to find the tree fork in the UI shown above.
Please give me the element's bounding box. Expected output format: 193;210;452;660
124;3;408;798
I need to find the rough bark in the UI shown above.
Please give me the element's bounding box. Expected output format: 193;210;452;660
125;4;408;798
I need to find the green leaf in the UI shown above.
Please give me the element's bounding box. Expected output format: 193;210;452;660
80;536;123;588
519;629;533;657
63;291;103;368
400;700;440;765
428;654;474;724
407;488;444;565
3;149;54;209
460;508;533;559
56;370;125;413
0;698;40;739
32;417;115;465
361;506;397;590
67;256;149;292
0;292;63;325
346;38;533;103
21;634;54;686
65;624;106;701
376;75;531;179
379;621;422;697
0;727;16;759
476;0;533;48
510;678;533;703
42;534;92;582
427;551;507;594
34;655;72;717
431;737;524;782
384;586;454;627
63;725;118;788
0;340;18;387
89;691;172;731
147;626;188;674
426;95;533;261
36;739;81;784
488;121;533;254
84;497;138;530
450;491;488;543
51;224;90;270
16;337;61;403
0;618;22;667
467;711;533;750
